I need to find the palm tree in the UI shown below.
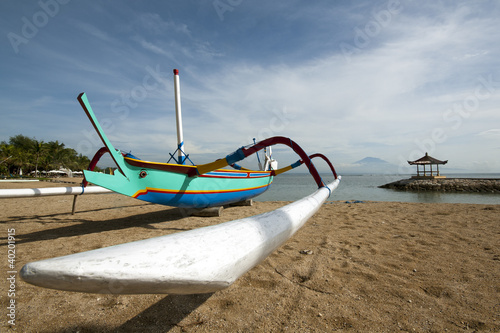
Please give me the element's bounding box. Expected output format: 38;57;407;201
75;153;91;171
8;135;34;175
0;143;14;175
46;140;66;169
1;135;95;177
32;140;45;177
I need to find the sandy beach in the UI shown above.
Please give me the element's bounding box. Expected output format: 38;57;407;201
1;179;499;332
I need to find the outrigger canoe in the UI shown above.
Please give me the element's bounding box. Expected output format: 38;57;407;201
20;69;340;294
78;71;337;208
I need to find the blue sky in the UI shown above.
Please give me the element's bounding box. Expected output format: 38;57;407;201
1;0;499;174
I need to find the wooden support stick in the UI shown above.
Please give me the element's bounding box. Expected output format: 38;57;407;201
72;195;78;215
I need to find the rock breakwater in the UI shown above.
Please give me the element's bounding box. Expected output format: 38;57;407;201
379;178;500;193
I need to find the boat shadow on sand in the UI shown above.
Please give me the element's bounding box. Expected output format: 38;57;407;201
0;205;195;246
49;293;215;332
117;292;214;331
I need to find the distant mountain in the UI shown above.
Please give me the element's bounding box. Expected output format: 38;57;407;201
354;157;391;165
342;156;399;174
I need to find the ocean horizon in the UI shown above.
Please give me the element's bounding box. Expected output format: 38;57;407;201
256;173;500;205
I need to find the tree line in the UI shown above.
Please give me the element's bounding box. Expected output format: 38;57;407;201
0;134;95;177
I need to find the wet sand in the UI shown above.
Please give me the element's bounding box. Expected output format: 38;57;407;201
1;179;499;332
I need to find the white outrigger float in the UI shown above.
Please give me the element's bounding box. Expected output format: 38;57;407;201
20;178;339;294
0;185;110;198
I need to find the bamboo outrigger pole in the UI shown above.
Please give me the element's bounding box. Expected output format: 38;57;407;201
173;69;186;164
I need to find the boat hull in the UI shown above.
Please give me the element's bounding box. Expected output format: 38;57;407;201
20;178;340;294
84;164;273;208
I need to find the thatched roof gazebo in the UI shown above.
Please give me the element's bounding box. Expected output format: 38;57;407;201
408;152;447;179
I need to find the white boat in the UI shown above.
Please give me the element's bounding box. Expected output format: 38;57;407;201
20;178;340;294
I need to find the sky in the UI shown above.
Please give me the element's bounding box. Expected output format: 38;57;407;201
1;0;499;174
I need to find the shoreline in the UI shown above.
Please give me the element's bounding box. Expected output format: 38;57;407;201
380;177;500;193
1;180;499;331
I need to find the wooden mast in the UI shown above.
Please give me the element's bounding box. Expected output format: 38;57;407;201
173;69;186;164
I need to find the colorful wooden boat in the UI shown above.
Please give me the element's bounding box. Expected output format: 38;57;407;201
19;69;341;294
80;89;274;208
79;69;336;209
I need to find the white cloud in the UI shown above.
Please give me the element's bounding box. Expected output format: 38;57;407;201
135;13;191;37
478;129;500;139
72;20;110;42
1;1;499;173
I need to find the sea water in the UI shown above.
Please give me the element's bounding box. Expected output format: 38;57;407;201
256;173;500;205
